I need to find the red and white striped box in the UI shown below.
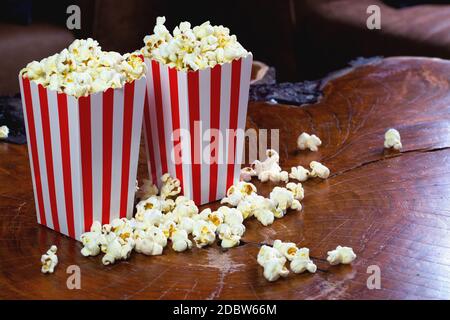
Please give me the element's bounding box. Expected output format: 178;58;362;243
19;76;147;240
143;54;253;205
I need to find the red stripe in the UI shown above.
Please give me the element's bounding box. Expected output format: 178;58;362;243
57;93;75;237
152;60;168;175
188;71;201;204
79;95;93;232
226;59;242;190
38;85;60;232
209;65;221;202
143;94;157;183
169;68;184;191
119;81;135;218
22;78;47;226
102;88;114;224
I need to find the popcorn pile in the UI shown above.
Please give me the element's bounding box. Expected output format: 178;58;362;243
141;17;250;71
0;125;9;139
20;38;146;97
41;245;58;274
384;128;402;150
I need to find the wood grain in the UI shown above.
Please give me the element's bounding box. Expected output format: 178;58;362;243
1;57;450;299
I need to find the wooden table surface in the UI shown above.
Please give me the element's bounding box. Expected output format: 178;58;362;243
2;57;450;300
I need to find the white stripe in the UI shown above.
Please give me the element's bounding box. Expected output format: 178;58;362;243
142;120;153;183
110;87;124;219
67;95;83;239
160;64;176;179
177;70;192;200
47;89;68;235
30;82;53;229
90;92;103;223
19;77;41;224
217;62;232;200
234;55;253;186
126;77;147;218
146;59;163;187
199;68;211;204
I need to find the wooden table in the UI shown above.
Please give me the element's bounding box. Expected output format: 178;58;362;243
1;57;450;300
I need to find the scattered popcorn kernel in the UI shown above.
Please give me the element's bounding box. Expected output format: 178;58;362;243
273;239;298;261
286;182;304;201
221;181;257;206
270;186;302;217
257;245;284;267
384;128;402;150
309;161;330;179
216;223;241;248
297;132;322;152
0;125;9;139
171;229;193;252
240;167;256;182
327;245;356;265
290;248;317;274
252;149;288;183
41;245;58;274
289;165;310;182
192;220;216;248
160;173;182;199
137;179;158;199
263;258;290;282
80;221;102;257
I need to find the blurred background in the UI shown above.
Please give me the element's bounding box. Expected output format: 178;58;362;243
2;0;450;95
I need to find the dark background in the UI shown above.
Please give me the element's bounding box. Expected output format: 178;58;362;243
2;0;450;95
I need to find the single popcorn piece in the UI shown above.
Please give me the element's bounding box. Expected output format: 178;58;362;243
136;179;158;199
221;181;257;206
290;248;317;274
327;245;357;265
240;167;256;182
41;245;58;274
237;193;277;226
257;245;284;267
171;229;193;252
20;38;146;98
192;220;216;248
251;149;289;183
263;257;290;282
80;221;102;257
216;223;241;248
309;161;330;179
160;173;181;199
384;128;402;150
297;132;322;152
269;186;302;218
0;125;9;139
286;182;304;201
273;239;298;261
134;226;167;256
142;17;250;72
289;165;310;182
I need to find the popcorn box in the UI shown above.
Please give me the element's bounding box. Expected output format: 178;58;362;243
143;54;253;205
19;76;147;240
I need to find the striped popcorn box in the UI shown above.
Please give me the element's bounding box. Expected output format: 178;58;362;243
18;76;147;240
143;54;253;205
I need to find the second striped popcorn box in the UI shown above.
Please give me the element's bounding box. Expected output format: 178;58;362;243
19;39;147;240
143;54;253;205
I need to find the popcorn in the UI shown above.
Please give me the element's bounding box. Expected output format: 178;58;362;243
171;229;193;252
197;208;224;227
327;246;357;265
136;179;158;200
309;161;330;179
297;132;322;152
269;186;302;218
20;38;146;98
289;165;310;182
102;236;133;265
80;221;102;256
41;245;58;274
192;220;216;248
237;193;277;226
290;248;317;274
240;167;256;182
257;245;284;266
286;182;304;201
251;149;288;183
160;173;181;199
384;128;402;150
178;216;195;234
134;226;167;256
221;181;257;206
257;245;289;282
273;239;298;261
0;125;9;139
216;223;241;248
142;17;249;72
219;206;246;237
